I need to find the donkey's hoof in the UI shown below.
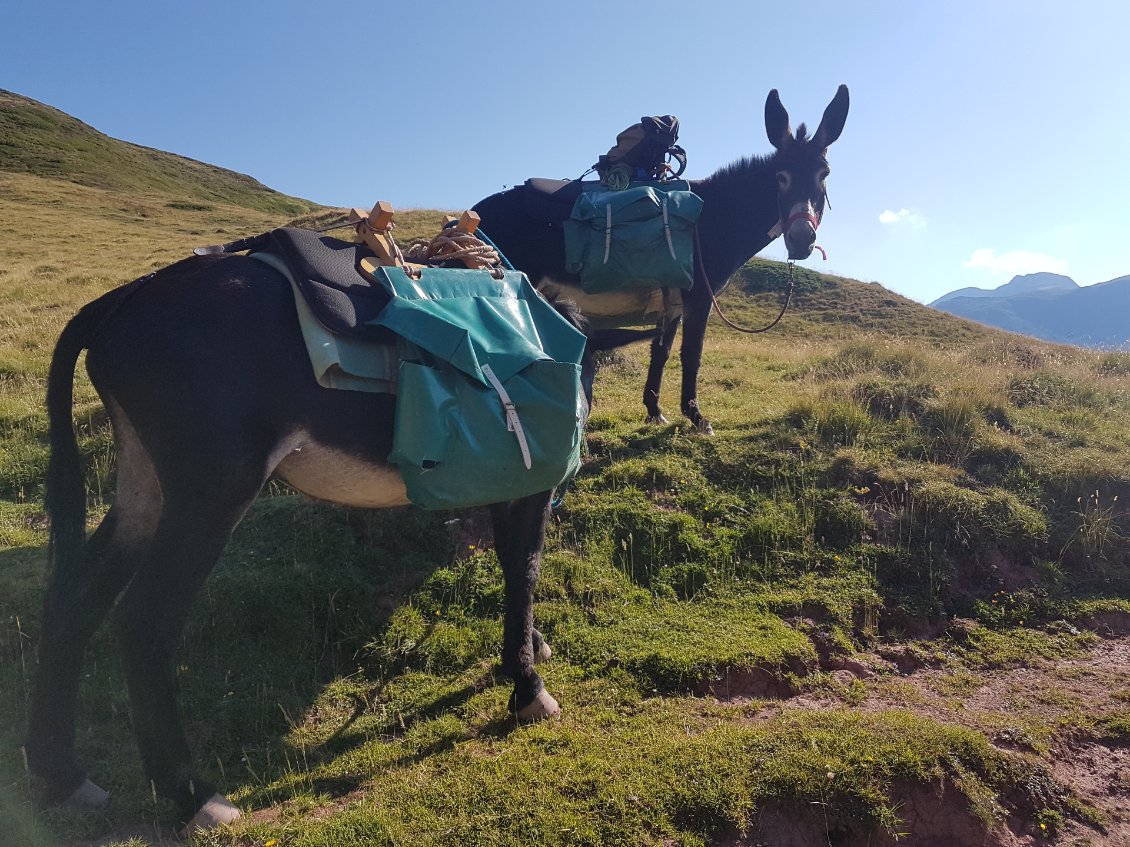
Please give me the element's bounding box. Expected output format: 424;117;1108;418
66;778;110;809
645;414;669;425
184;793;241;833
516;689;561;722
535;640;553;663
696;418;714;436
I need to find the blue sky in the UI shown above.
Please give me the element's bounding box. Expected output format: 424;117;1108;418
3;1;1129;304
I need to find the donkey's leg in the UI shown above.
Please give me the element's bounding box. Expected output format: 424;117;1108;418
27;509;151;804
643;311;683;424
29;410;161;805
110;469;266;825
490;492;558;721
679;286;714;435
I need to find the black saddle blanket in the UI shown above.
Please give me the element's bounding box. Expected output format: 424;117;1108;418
199;227;398;343
265;227;396;342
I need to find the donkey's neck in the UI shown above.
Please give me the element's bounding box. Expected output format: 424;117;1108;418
691;153;780;283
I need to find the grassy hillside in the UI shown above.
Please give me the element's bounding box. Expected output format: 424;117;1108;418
1;105;1130;846
0;90;318;217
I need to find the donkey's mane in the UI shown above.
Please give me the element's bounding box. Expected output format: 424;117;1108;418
700;153;775;186
700;121;827;187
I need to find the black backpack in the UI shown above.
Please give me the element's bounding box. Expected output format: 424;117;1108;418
593;115;687;187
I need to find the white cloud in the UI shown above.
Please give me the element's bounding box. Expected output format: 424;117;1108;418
879;208;926;226
963;249;1068;276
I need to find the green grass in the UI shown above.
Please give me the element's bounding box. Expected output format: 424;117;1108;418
2;103;1130;844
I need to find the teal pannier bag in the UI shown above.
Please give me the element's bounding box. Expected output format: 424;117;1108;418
367;266;587;510
563;180;704;293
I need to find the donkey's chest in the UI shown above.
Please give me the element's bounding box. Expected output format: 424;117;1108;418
273;435;409;509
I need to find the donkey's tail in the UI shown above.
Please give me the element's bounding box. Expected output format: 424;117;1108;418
45;282;139;577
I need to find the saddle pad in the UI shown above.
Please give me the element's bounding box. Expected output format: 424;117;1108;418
250;252;396;394
267;227;397;344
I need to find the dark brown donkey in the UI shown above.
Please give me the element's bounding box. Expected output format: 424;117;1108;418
27;253;653;830
473;85;849;434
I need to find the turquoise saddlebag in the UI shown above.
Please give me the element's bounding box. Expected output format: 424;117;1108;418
563;180;704;293
367;266;587;510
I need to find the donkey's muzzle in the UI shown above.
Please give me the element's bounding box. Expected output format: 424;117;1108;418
785;218;817;260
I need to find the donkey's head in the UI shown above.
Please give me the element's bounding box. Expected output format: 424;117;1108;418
765;85;850;260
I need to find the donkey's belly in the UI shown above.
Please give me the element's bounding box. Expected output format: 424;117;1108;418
273;437;410;509
536;279;669;319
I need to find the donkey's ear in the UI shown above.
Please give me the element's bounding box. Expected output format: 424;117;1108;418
765;89;793;151
589;327;659;352
812;84;849;149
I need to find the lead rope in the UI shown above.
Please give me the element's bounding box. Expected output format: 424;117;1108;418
695;226;810;335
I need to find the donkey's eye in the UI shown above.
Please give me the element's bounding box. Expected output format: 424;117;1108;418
776;171;791;191
817;168;830;184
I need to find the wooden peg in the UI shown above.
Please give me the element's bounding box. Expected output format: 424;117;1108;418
368;200;395;232
457;210;480;235
352;200;401;267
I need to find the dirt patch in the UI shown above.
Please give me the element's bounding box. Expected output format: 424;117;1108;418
739;635;1130;845
1082;610;1130;636
699;665;799;699
719;783;1017;847
1051;743;1130;846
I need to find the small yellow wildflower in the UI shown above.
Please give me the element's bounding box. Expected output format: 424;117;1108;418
265;840;280;847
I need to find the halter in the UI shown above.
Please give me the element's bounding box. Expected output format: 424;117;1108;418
784;209;821;231
775;188;829;261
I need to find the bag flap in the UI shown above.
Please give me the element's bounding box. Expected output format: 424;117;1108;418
367;267;586;384
571;183;704;224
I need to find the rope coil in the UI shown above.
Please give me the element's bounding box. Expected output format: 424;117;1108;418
404;229;504;276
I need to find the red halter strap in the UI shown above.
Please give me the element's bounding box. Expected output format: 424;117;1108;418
777;211;827;261
784;210;820;231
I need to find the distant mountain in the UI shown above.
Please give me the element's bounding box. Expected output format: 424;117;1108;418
930;272;1079;306
0;89;317;216
931;272;1130;349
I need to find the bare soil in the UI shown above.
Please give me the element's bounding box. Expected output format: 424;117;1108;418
741;634;1130;846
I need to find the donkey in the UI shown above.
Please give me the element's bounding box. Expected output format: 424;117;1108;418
27;252;653;830
473;85;849;434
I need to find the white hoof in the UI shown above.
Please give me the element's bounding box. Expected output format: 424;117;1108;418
66;778;110;809
646;414;669;425
516;689;561;722
184;793;241;833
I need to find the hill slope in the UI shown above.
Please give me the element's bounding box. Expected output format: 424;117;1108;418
1;95;1129;847
0;89;317;216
